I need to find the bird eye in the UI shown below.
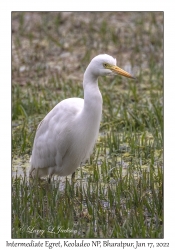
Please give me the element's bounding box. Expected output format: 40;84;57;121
103;63;108;68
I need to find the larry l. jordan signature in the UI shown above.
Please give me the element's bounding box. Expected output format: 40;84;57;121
26;226;77;236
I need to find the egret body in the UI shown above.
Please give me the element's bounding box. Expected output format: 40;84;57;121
30;54;134;179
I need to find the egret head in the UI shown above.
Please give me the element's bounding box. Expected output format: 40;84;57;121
89;54;135;79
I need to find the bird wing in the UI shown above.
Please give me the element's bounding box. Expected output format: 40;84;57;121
30;98;84;169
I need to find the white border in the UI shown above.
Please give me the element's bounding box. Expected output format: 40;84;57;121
1;1;175;249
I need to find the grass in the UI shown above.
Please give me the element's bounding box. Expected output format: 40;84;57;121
12;12;163;238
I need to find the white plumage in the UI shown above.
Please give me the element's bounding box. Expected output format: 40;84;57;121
30;54;134;179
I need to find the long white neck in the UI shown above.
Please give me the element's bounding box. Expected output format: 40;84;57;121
82;66;102;123
73;65;102;151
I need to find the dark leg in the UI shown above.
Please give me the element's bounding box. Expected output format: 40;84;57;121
71;172;75;179
48;175;52;183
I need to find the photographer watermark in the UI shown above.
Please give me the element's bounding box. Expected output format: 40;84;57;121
25;226;77;236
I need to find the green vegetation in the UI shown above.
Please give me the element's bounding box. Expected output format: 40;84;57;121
12;12;163;238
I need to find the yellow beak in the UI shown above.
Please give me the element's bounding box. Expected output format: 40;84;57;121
109;65;135;79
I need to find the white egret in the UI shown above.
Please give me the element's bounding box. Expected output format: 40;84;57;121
29;54;134;179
